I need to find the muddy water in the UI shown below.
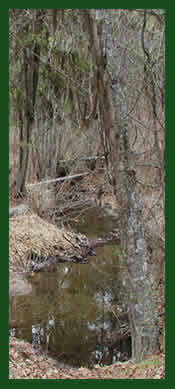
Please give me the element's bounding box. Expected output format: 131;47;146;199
9;207;131;368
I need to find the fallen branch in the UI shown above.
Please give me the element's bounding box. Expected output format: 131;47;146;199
58;155;105;164
27;172;90;188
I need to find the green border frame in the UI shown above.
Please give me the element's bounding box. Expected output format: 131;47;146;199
2;3;9;384
5;4;169;386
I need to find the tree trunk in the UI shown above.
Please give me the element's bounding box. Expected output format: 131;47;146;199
15;10;42;196
84;9;119;186
84;9;160;362
116;124;159;362
126;180;159;361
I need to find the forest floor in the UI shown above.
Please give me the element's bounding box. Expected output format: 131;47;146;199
9;336;165;379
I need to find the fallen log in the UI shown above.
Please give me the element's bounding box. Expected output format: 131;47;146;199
30;254;89;272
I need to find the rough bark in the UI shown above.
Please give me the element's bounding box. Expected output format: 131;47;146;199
84;10;160;362
116;124;159;362
126;179;159;361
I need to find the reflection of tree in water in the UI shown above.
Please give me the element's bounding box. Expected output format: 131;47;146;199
9;244;131;367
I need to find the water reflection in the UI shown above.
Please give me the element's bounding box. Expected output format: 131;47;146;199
69;206;117;237
9;209;131;367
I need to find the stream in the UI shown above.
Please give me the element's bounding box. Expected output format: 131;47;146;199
9;207;131;368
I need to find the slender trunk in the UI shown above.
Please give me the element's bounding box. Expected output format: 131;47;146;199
84;10;119;186
15;10;42;196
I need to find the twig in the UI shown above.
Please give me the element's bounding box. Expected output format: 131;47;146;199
9;356;18;368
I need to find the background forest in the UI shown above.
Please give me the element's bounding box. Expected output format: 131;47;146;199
9;9;165;367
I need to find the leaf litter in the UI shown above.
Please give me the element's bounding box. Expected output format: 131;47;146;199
9;336;165;379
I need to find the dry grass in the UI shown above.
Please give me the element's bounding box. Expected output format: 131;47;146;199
9;213;73;271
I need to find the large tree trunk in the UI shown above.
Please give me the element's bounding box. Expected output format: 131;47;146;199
116;124;160;362
126;185;160;361
84;9;160;362
126;181;159;362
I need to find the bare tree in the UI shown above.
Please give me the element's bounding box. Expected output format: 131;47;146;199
10;10;44;196
9;9;165;362
84;10;119;185
84;9;163;362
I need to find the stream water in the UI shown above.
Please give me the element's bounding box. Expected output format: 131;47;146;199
9;207;131;368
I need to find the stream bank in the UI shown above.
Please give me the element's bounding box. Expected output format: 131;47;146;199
9;205;132;369
9;335;165;379
9;196;165;376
